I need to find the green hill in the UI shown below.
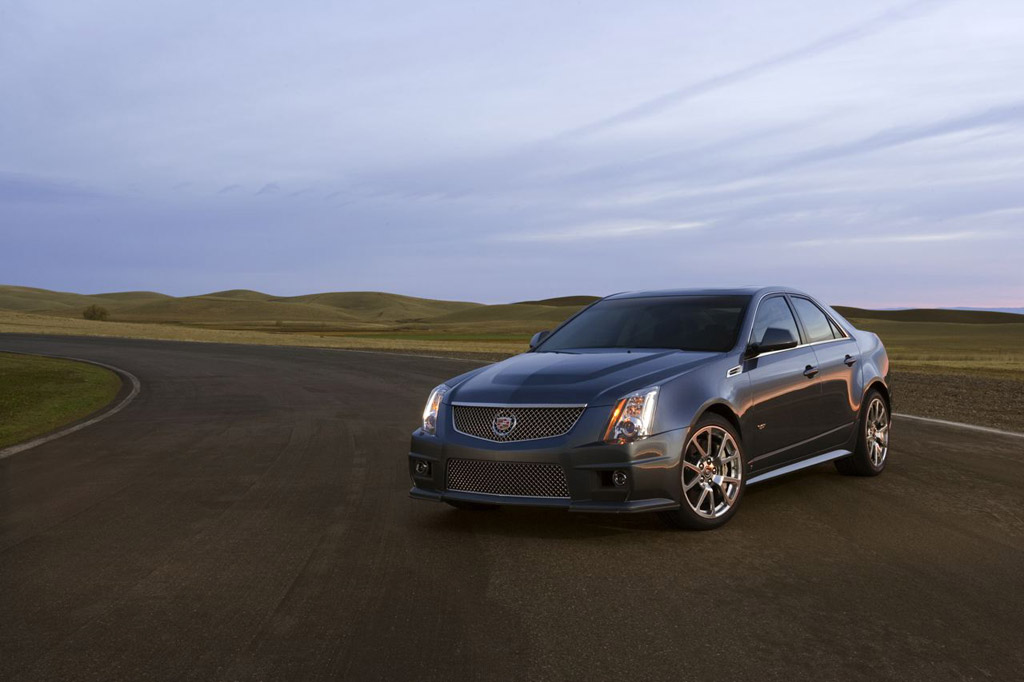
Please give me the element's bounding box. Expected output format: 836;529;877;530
116;296;366;325
423;303;582;333
0;285;108;313
3;285;1020;334
0;285;172;314
835;306;1024;325
92;291;173;302
279;291;481;321
199;289;276;301
513;296;600;307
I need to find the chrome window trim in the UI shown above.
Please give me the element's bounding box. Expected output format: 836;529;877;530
744;291;854;360
746;293;801;348
753;336;853;359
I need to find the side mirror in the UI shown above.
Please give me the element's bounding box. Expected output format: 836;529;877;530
529;330;550;349
746;327;798;358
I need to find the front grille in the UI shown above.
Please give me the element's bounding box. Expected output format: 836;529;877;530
446;458;570;498
451;404;584;442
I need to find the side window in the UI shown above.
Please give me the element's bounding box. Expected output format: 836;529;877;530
751;297;800;347
791;297;837;343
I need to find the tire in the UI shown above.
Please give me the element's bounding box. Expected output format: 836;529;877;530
445;500;499;511
658;413;746;530
835;389;890;477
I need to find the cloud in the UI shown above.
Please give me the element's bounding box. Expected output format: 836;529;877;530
498;220;708;243
767;101;1024;174
0;172;103;203
792;230;999;248
552;0;953;141
576;100;1024;211
2;0;1023;307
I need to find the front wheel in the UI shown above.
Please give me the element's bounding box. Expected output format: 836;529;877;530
658;414;746;530
835;389;890;476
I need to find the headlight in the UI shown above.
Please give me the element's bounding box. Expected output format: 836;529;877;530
422;384;449;435
604;387;659;443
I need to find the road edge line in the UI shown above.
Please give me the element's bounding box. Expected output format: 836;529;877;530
318;346;493;363
893;412;1024;439
0;353;142;460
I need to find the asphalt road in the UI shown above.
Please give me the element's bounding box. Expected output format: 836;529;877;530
1;335;1022;682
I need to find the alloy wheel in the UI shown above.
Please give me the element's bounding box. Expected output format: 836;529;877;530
682;425;742;518
865;397;890;468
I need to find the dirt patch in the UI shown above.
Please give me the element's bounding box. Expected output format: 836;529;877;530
892;370;1024;433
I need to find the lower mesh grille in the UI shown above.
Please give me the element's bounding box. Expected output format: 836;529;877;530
446;458;570;498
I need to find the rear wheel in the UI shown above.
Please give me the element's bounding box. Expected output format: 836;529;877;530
659;413;745;530
835;389;889;476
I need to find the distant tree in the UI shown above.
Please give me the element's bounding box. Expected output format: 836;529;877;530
82;305;110;321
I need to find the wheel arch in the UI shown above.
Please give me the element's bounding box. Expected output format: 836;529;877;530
693;401;744;443
864;379;891;413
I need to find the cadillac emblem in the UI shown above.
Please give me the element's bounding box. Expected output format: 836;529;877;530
491;411;518;437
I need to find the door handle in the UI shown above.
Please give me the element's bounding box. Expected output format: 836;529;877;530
844;354;858;367
803;365;819;378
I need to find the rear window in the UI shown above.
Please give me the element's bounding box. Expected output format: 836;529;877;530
791;297;841;344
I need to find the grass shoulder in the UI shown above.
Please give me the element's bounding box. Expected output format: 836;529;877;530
0;352;122;450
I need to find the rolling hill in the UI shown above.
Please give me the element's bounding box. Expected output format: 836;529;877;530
3;285;1022;387
835;306;1024;325
2;285;1021;336
198;289;276;301
113;297;367;326
0;285;170;314
513;296;601;307
279;291;481;321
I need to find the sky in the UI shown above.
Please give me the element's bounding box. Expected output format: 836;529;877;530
1;0;1023;307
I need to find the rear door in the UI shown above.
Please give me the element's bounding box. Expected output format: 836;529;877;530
789;296;860;449
743;295;823;471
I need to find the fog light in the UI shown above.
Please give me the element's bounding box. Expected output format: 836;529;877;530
414;460;431;476
612;470;629;487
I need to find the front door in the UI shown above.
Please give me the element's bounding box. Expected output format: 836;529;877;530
742;296;823;471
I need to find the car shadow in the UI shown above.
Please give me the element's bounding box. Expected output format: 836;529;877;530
413;503;670;540
410;464;859;540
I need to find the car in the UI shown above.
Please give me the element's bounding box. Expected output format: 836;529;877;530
408;287;891;529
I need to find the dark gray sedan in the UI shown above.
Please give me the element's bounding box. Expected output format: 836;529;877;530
409;287;891;529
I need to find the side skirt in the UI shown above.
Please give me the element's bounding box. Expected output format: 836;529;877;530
747;449;852;485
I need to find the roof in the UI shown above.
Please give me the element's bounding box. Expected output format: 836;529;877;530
606;286;796;300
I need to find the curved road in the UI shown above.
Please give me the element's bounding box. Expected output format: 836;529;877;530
1;335;1021;681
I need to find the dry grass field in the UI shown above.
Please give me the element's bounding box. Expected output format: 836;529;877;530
0;310;526;358
844;317;1024;379
2;285;1022;431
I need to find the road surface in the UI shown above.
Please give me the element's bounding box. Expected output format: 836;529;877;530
1;335;1021;681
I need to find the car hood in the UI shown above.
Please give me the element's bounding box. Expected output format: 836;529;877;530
448;349;719;407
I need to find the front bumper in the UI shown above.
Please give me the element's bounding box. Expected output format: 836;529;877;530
408;424;688;513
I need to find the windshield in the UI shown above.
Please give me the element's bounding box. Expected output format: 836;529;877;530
537;295;750;353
